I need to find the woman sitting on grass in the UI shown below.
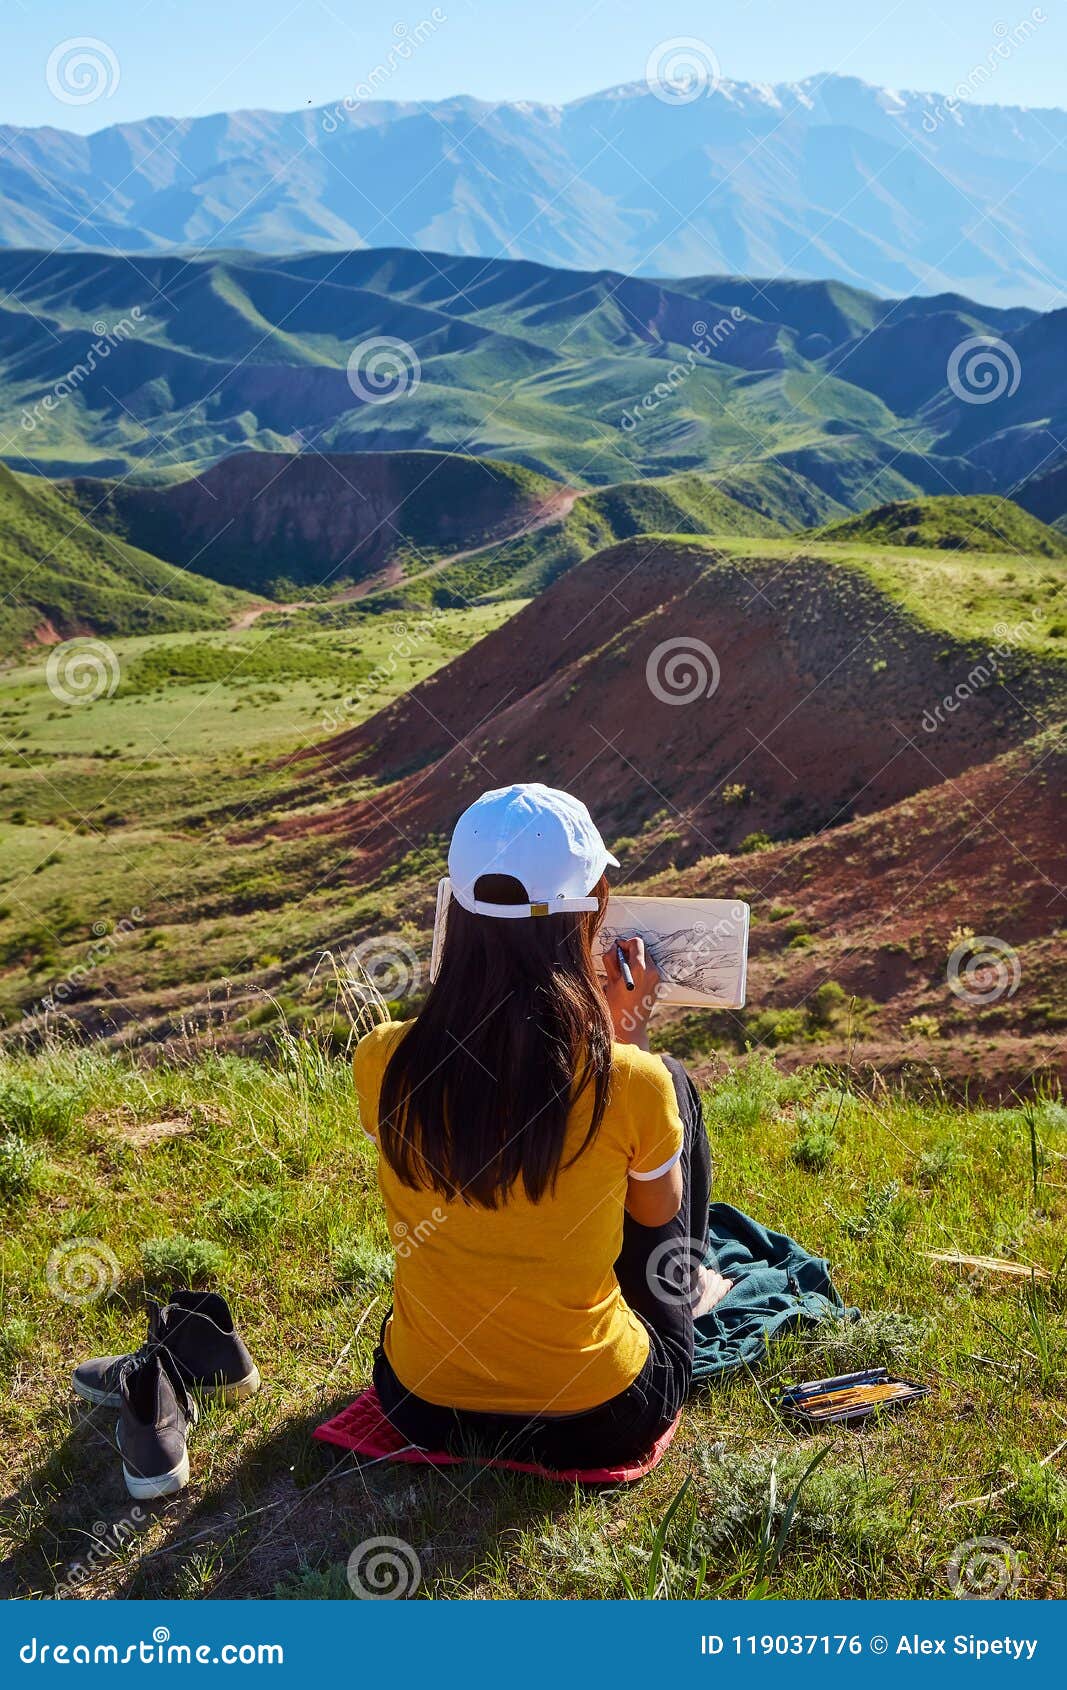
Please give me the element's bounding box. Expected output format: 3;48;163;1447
353;783;730;1469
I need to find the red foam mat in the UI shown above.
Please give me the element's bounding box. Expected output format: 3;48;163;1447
313;1386;677;1483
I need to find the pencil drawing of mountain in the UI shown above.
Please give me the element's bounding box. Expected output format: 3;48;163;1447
598;898;749;1007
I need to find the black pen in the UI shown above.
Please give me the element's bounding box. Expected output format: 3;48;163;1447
615;942;635;991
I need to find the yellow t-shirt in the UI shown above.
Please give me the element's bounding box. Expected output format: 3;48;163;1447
352;1020;684;1415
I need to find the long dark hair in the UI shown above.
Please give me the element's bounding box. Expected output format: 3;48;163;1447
378;873;612;1207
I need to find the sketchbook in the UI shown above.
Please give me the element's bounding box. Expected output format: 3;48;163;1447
430;881;748;1009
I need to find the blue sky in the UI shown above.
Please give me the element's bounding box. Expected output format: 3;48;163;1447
2;0;1063;131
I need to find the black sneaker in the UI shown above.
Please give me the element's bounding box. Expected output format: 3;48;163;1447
116;1348;195;1500
73;1291;260;1409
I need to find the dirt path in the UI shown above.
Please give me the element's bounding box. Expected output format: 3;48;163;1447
227;487;581;629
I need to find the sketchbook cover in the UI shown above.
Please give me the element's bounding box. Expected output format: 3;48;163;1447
430;881;748;1009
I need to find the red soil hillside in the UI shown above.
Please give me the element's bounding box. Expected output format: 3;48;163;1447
63;451;564;592
647;733;1066;1094
287;538;1060;872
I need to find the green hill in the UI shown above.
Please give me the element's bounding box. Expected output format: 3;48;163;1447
406;472;786;604
0;466;244;656
3;247;1063;530
64;451;567;594
65;455;786;607
809;495;1067;558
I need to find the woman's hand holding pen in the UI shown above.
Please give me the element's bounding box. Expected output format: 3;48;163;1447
602;936;661;1049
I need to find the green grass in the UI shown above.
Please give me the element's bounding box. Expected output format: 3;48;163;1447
811;495;1067;559
0;466;246;655
0;601;518;1029
650;533;1067;661
374;472;784;607
1;249;1038;531
0;1040;1063;1600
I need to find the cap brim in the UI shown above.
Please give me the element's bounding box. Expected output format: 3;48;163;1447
604;850;620;868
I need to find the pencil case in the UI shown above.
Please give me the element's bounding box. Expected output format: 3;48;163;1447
779;1366;929;1425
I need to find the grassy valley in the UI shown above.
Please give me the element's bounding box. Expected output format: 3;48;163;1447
0;238;1064;1603
0;498;1063;1093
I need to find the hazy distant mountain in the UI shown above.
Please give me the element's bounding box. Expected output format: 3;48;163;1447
2;246;1064;525
2;75;1066;307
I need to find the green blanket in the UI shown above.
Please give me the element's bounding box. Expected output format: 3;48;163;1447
694;1203;857;1381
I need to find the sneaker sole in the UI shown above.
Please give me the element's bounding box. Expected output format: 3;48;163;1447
74;1366;260;1411
211;1366;261;1406
120;1447;190;1500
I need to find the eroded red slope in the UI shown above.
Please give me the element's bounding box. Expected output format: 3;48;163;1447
287;539;1056;878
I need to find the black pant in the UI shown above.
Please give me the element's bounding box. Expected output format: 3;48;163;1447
374;1057;712;1470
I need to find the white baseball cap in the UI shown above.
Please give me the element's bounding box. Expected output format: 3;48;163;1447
447;783;619;919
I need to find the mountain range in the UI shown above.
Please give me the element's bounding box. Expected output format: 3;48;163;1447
2;247;1065;531
1;76;1066;306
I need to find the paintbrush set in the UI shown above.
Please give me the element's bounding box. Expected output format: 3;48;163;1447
780;1367;928;1425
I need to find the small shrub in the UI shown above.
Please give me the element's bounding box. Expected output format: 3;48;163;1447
712;1051;781;1131
0;1076;79;1140
689;1445;901;1567
1001;1455;1067;1534
794;1310;931;1374
808;981;847;1030
738;832;773;854
333;1236;393;1291
0;1317;32;1371
720;782;750;806
210;1190;284;1242
140;1234;227;1287
915;1137;967;1185
904;1014;941;1038
0;1133;44;1202
756;1007;809;1047
274;1562;354;1600
839;1181;909;1239
791;1125;837;1171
